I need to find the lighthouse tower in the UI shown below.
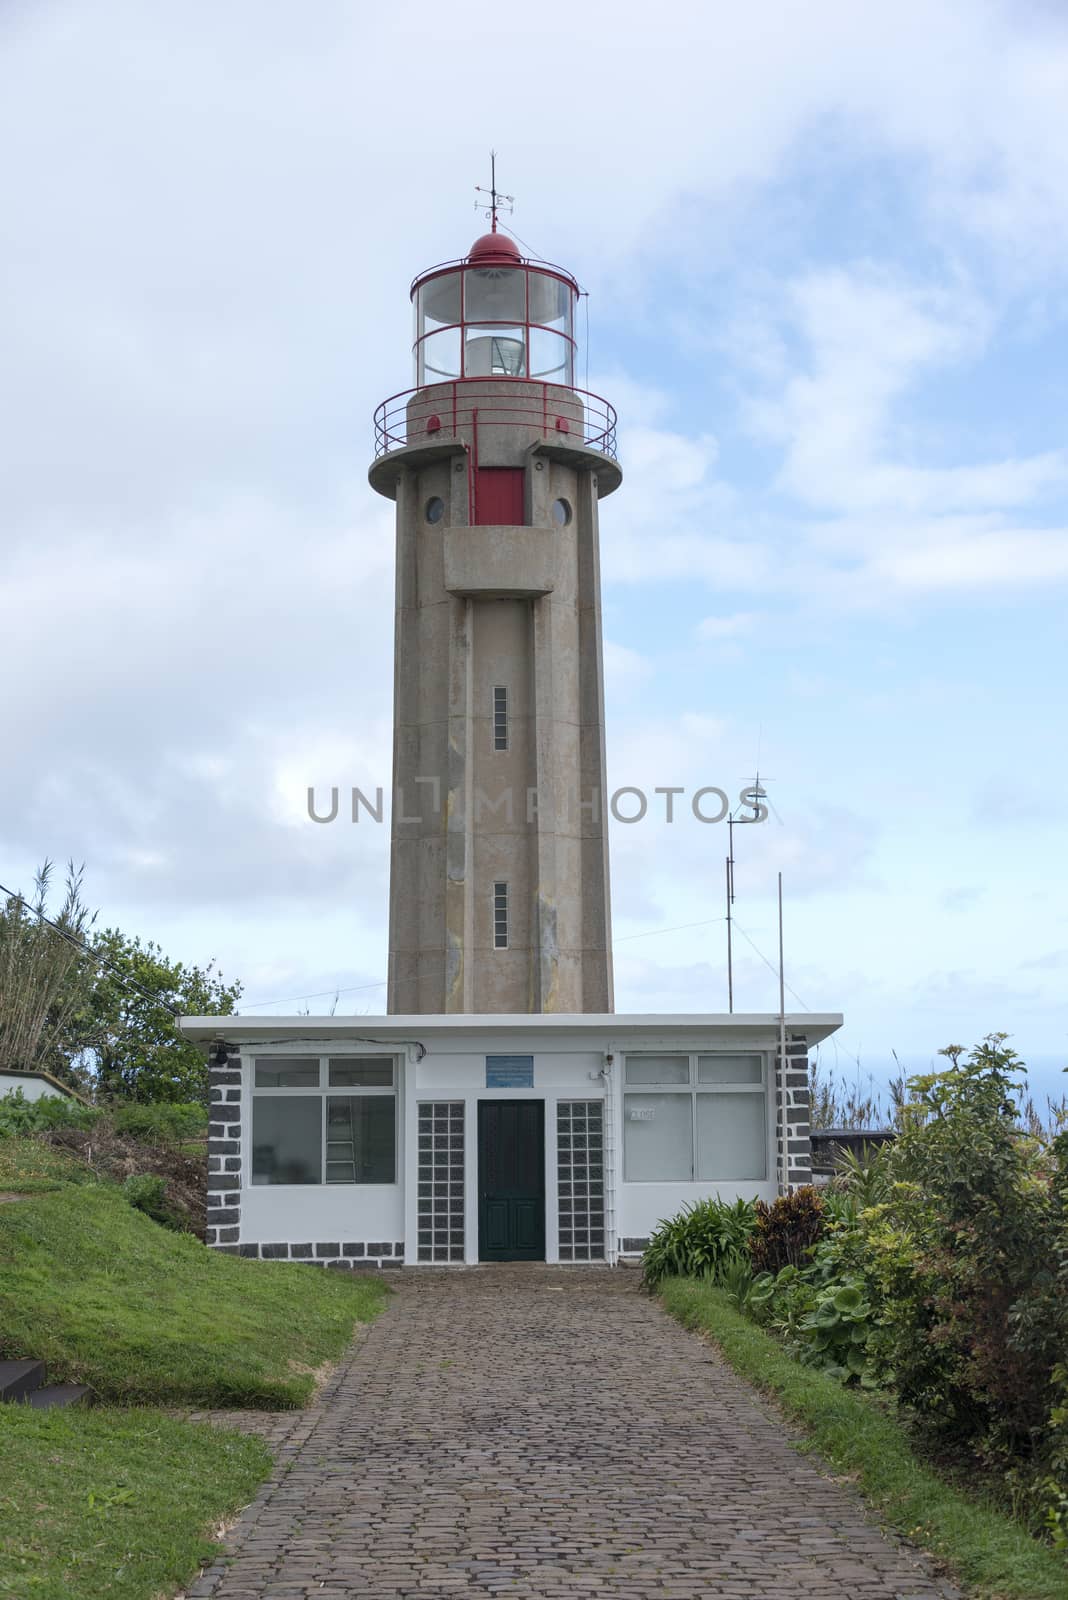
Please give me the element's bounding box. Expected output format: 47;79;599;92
370;194;620;1016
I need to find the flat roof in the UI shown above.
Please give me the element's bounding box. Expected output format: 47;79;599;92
179;1012;843;1047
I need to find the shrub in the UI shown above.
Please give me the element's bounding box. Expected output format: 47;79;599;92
657;1037;1068;1540
797;1279;876;1383
0;1089;99;1137
109;1101;208;1144
720;1251;754;1309
641;1196;756;1290
122;1172;182;1230
748;1186;825;1274
874;1037;1066;1464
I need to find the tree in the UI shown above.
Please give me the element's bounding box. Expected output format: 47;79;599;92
73;930;241;1105
0;862;94;1088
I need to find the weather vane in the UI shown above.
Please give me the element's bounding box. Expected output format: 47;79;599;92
475;150;514;234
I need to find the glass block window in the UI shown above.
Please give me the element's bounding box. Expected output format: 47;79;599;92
557;1101;605;1262
417;1101;465;1263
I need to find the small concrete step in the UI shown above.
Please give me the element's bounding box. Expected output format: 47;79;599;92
24;1382;93;1411
0;1359;46;1402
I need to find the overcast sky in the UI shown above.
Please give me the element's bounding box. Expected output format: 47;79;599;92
2;1;1066;1096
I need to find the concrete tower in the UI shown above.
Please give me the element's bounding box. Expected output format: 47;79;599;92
370;210;620;1016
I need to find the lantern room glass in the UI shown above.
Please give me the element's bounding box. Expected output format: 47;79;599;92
413;263;576;386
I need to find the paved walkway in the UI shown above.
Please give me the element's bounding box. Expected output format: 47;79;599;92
183;1267;958;1600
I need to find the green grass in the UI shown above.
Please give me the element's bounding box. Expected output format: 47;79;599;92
0;1137;94;1192
661;1278;1068;1600
0;1184;388;1407
0;1403;269;1600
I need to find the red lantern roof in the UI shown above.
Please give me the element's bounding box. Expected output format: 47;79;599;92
466;231;522;267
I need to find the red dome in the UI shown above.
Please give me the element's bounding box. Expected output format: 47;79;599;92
467;231;522;266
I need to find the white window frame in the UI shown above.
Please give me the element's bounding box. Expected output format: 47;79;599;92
250;1055;399;1187
492;684;508;751
622;1052;768;1183
493;881;509;949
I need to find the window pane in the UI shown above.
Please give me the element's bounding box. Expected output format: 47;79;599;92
624;1055;690;1085
326;1096;396;1184
493;881;508;949
697;1054;764;1085
493;685;508;751
419;326;461;382
624;1093;693;1180
527;271;572;334
418;271;461;333
696;1093;767;1181
464;266;525;323
328;1058;393;1087
254;1058;320;1088
464;327;525;377
251;1096;320;1184
529;327;572;382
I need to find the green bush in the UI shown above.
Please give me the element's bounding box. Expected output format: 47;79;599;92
873;1039;1068;1477
675;1036;1068;1541
0;1088;99;1137
122;1172;182;1230
109;1100;208;1144
640;1196;756;1290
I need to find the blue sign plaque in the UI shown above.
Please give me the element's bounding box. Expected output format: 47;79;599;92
485;1054;534;1088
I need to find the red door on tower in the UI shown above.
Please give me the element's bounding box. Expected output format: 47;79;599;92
475;468;524;526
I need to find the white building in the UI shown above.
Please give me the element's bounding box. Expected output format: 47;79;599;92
181;199;841;1266
0;1068;83;1103
180;1013;838;1266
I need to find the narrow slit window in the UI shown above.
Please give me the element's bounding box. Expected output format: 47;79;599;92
493;881;509;949
493;685;508;751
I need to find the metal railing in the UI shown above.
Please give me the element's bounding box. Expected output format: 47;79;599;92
372;381;618;462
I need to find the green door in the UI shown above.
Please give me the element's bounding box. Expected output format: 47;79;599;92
478;1100;545;1262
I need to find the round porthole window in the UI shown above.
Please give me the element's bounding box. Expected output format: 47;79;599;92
425;496;445;525
551;498;572;527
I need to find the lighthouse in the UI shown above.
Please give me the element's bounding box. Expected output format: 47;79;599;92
370;189;620;1016
184;178;837;1268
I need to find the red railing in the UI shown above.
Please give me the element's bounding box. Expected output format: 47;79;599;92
408;256;580;300
372;381;619;463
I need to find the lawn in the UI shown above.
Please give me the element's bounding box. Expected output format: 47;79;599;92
661;1277;1068;1600
0;1136;389;1599
0;1175;388;1407
0;1137;94;1193
0;1403;269;1600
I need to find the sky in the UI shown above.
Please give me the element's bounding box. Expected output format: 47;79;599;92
1;0;1066;1102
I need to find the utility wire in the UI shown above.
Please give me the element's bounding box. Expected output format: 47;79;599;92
241;979;388;1010
246;917;729;1010
732;917;811;1012
4;877;805;1036
616;916;726;943
0;878;184;1019
223;1033;427;1060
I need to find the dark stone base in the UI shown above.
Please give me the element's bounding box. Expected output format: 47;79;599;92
224;1241;404;1270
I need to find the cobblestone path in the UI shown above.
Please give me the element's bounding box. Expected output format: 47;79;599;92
183;1266;957;1600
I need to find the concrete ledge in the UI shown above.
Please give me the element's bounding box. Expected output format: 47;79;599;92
444;524;555;597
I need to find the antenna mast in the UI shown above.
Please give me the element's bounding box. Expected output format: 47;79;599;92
475;150;514;234
725;771;767;1012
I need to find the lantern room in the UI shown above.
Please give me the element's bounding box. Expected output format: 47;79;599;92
412;232;578;387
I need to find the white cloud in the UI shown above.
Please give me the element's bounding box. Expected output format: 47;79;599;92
744;265;1068;518
697;611;762;641
1;0;1068;1052
873;527;1068;589
603;640;652;691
